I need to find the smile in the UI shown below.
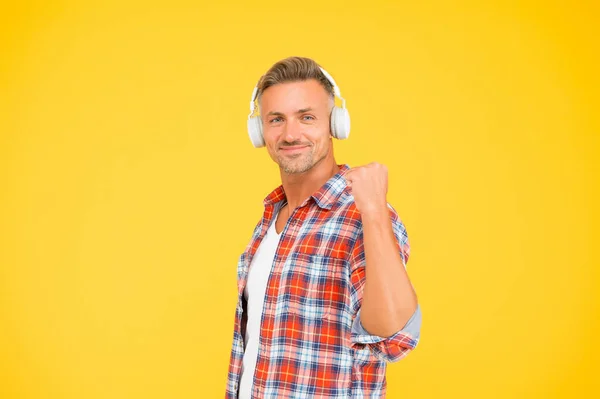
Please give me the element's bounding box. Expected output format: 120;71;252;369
280;146;310;154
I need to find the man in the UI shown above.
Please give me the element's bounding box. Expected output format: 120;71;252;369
226;56;422;398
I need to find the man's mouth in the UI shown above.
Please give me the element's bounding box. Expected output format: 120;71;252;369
280;145;310;154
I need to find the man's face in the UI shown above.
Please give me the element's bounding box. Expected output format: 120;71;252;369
259;79;334;174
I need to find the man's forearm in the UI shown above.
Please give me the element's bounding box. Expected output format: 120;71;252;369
359;206;418;337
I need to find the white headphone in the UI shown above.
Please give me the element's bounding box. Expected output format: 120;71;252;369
247;67;351;148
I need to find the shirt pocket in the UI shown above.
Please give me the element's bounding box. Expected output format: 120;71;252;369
283;252;348;321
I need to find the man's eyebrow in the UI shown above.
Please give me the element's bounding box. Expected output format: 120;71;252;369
266;108;314;116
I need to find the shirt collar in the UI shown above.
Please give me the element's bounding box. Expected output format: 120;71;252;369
263;164;350;210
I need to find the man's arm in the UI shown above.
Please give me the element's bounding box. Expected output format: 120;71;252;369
345;162;418;338
358;205;418;337
348;207;420;363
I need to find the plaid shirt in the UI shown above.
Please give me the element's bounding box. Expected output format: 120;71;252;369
226;164;421;398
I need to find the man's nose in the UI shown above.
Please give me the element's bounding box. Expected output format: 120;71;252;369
282;118;303;142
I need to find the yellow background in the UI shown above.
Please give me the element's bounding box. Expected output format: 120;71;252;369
1;1;598;398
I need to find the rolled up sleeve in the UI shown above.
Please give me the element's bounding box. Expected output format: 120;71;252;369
351;304;421;363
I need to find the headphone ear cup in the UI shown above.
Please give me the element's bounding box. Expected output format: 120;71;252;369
247;116;265;148
330;106;351;140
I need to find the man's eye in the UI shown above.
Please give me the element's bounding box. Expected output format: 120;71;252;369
302;115;315;121
270;117;282;123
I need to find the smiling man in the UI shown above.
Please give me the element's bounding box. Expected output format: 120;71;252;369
225;56;422;398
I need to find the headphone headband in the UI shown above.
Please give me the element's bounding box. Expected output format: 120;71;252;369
318;67;341;98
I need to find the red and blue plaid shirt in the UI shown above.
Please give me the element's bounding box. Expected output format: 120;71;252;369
226;164;421;398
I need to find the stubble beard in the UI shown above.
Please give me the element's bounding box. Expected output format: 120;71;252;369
277;147;326;174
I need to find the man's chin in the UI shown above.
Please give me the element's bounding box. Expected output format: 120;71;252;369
279;160;313;174
282;166;310;174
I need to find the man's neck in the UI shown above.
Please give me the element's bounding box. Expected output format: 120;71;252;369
280;160;340;210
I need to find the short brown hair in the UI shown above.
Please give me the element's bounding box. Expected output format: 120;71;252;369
256;56;335;100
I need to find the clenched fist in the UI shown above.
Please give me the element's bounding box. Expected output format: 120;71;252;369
345;162;389;215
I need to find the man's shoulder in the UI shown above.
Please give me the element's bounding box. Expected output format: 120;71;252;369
330;189;360;218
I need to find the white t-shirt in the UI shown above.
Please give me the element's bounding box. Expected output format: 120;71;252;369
238;210;282;399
